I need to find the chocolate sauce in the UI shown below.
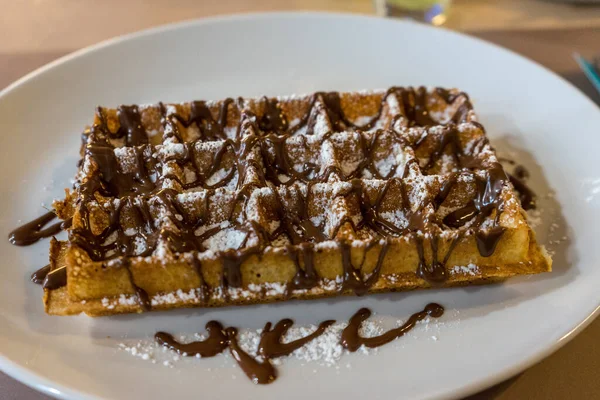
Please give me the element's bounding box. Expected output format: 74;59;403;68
120;259;151;311
13;87;511;298
289;86;469;138
435;88;473;124
415;236;448;283
498;157;515;165
155;302;444;384
86;143;155;197
287;244;320;291
154;317;333;385
155;321;228;357
499;160;536;211
172;99;234;141
190;255;209;302
118;105;148;146
259;97;289;133
8;211;66;246
31;263;68;289
340;240;391;295
439;161;509;259
508;173;536;211
31;264;51;285
399;86;438;126
513;165;528;180
341;303;444;352
443;202;477;228
258;319;335;358
42;266;67;290
227;327;277;385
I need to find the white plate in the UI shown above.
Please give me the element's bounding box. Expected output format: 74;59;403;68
1;12;599;400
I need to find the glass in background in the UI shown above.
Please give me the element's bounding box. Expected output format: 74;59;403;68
373;0;451;25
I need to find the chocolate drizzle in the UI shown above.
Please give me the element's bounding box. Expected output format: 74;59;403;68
341;303;444;352
171;98;234;141
155;321;228;357
44;267;67;290
85;143;155;197
340;240;391;295
155;317;332;385
155;302;443;384
8;211;68;246
118;105;148;146
288;244;319;291
509;174;535;211
31;263;68;289
259;97;289;133
435;88;473;124
31;264;51;285
514;165;528;180
92;105;150;146
258;319;335;358
498;160;536;211
13;87;514;302
476;227;506;257
227;327;277;385
120;259;151;311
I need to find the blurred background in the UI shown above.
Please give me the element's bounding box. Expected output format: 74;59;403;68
2;0;600;103
0;1;599;399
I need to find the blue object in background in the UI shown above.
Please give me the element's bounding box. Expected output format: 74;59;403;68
574;53;600;96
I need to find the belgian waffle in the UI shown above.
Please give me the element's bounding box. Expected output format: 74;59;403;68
44;87;551;316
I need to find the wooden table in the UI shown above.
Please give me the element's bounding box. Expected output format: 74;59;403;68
1;2;599;399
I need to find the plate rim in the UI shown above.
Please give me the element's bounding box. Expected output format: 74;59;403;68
1;11;599;400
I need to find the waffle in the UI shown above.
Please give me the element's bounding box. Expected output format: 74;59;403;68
44;87;551;316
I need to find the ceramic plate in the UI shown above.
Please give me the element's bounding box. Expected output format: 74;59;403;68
1;13;599;400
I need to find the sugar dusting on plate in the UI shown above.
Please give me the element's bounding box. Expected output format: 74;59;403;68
118;309;457;370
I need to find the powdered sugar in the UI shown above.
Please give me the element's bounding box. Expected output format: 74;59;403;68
244;187;274;223
380;210;408;230
206;168;233;186
450;263;480;276
227;282;287;300
118;306;453;370
151;289;201;306
157;142;186;159
396;174;438;214
202;228;246;252
526;208;542;229
113;147;138;173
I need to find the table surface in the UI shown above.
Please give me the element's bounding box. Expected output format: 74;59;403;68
1;2;599;399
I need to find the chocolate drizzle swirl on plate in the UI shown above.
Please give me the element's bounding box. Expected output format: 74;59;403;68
258;319;335;359
155;321;228;357
154;303;443;384
8;211;70;246
341;303;444;351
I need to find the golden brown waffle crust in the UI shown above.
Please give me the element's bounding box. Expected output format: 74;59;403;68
45;230;551;316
